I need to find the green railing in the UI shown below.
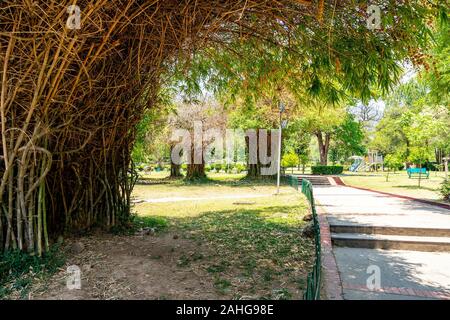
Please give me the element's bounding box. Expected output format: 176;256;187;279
285;175;322;300
286;175;299;191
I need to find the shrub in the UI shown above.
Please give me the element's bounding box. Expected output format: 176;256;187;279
423;161;438;171
440;179;450;202
236;163;246;173
136;163;145;171
281;152;300;169
311;165;344;175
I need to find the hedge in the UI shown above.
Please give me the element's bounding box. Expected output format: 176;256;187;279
311;165;344;175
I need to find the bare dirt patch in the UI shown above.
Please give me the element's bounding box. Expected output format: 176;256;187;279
22;183;314;300
31;232;222;300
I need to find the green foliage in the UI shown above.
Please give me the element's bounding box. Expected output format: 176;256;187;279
311;166;344;175
235;163;246;173
284;118;311;163
330;113;366;162
173;0;440;106
0;246;65;298
299;103;345;134
384;153;405;171
408;146;434;166
281;153;300;168
136;216;169;231
422;17;449;106
440;179;450;202
132;88;175;163
422;161;439;171
372;79;450;161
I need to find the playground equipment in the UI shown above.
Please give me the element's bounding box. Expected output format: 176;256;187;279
349;156;364;172
349;151;384;172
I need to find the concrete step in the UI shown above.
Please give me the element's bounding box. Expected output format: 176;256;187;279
297;176;331;186
330;224;450;237
331;233;450;252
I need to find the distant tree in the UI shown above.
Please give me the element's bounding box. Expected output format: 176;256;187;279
170;99;227;180
350;100;383;130
297;104;365;166
298;154;309;174
330;114;366;163
282;153;300;173
228;97;283;179
384;153;405;173
384;153;405;181
372;79;450;167
132;89;174;165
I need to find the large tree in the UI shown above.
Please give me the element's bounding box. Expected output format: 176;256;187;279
169;100;227;180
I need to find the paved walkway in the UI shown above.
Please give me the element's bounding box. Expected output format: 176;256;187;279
314;186;450;300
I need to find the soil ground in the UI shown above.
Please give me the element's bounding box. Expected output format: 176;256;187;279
15;179;314;300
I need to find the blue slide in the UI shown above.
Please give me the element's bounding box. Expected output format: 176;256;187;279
349;158;362;172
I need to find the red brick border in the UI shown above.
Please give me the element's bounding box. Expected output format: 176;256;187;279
316;203;344;300
334;177;450;210
332;176;346;186
343;283;450;300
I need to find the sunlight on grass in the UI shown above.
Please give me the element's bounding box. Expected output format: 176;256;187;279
342;171;447;201
132;180;314;299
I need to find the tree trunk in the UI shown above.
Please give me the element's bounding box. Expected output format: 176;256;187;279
316;131;330;166
247;163;261;178
186;163;206;179
245;129;264;179
170;163;182;178
185;145;206;180
444;156;449;179
169;146;182;178
418;161;422;188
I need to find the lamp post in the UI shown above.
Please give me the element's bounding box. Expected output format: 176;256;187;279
276;101;287;194
444;157;449;180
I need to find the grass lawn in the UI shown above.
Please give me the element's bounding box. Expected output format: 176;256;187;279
341;170;447;203
132;178;314;299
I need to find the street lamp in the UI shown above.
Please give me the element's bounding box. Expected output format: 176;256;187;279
276;101;287;194
443;157;449;180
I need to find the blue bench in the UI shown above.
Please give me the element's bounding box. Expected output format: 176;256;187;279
407;168;429;179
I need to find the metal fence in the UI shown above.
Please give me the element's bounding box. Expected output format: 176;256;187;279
285;175;322;300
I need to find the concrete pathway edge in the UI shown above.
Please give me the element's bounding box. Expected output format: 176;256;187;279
316;203;344;300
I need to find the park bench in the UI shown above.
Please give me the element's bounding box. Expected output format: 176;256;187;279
407;168;429;179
